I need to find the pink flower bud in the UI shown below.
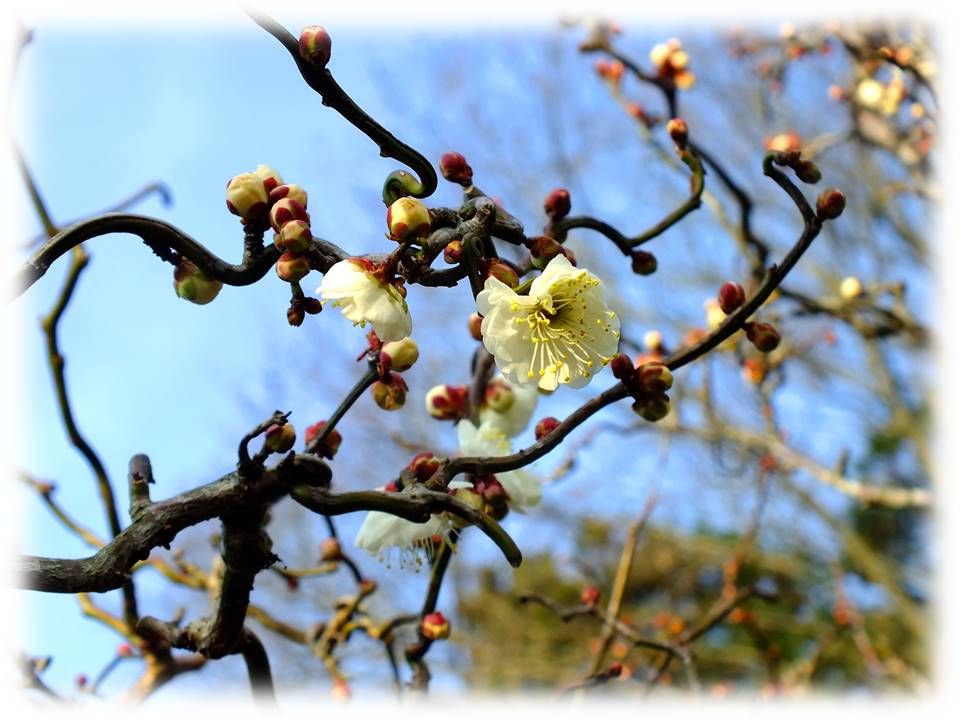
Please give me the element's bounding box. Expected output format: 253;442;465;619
387;197;431;242
421;611;451;640
226;173;268;219
265;423;297;453
299;26;332;67
543;188;571;220
744;322;781;353
278;219;313;253
439;151;473;186
117;643;133;658
534;416;561;441
630;250;657;275
632;393;671;422
425;384;469;420
816;188;846;220
270;197;309;233
275;252;311;282
305;420;342;459
331;678;350;702
717;281;746;314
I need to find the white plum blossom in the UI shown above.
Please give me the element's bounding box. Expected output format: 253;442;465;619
476;254;620;392
478;374;539;438
318;258;412;341
457;420;541;508
354;480;471;566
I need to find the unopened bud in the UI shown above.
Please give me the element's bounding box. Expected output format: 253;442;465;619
302;297;323;314
371;373;408;411
264;423;296;453
269;183;309;209
636;362;673;393
481;259;519;288
174;258;223;305
483;378;515;413
287;304;305;326
387;196;431;242
254;164;284;193
718;281;746;314
666;117;688;149
76;673;88;689
270;197;309;233
299;25;332;67
320;537;343;562
794;160;822;184
226;173;268;219
632;393;671;422
380;337;419;372
543;188;571;220
331;678;350;702
816;188;846;220
609;353;635;382
744;322;781;353
765;131;801;154
741;357;767;385
117;643;133;658
278;219;313;253
839;275;863;300
421;611;451;640
468;313;483;341
529;235;565;269
439;151;473;186
581;586;601;606
535;416;561;441
276;252;311;282
305;420;342;459
443;240;462;264
630;250;657;275
425;384;469;420
407;452;441;481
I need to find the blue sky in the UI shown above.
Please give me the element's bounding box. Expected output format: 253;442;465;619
5;7;943;703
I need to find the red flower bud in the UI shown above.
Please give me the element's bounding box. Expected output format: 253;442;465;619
443;240;463;264
609;352;635;382
287;304;305;326
744;322;781;353
407;452;441;482
481;259;520;288
717;281;746;314
278;219;312;253
299;26;332;67
305;420;342;459
666;117;688;149
635;362;673;393
270;197;309;233
543;188;571;220
816;188;846;220
439;151;473;186
421;611;451;640
630;250;657;275
302;297;323;314
117;643;133;658
269;183;308;209
581;585;601;606
76;673;88;689
425;384;469;420
535;416;561;441
529;235;565;269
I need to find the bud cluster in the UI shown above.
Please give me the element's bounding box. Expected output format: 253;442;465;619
650;38;695;89
611;353;674;423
